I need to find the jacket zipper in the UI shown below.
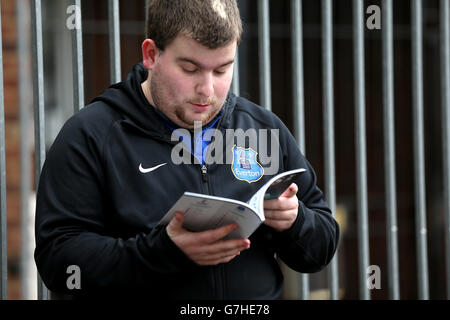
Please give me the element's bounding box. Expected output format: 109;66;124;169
200;149;227;300
199;164;219;298
201;164;210;195
199;164;223;299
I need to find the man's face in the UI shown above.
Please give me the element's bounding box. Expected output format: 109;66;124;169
146;35;236;129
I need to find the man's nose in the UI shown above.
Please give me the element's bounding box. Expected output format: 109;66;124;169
196;72;214;97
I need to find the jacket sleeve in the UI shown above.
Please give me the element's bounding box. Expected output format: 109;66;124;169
271;120;340;273
34;111;196;294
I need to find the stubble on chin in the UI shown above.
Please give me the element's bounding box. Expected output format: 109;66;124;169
174;105;221;129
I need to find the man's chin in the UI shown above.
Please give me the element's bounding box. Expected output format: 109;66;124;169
183;112;219;127
185;118;210;128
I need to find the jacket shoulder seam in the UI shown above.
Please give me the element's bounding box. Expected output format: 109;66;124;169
233;105;277;129
100;115;124;169
79;102;125;169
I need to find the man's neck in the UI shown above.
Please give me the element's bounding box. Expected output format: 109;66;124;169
141;79;154;106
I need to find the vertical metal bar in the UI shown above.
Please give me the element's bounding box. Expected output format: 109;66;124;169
0;0;8;301
108;0;121;84
411;0;429;300
353;0;370;300
258;0;272;111
291;0;309;300
72;0;85;112
232;50;240;96
145;0;150;41
18;0;35;300
291;0;305;153
31;0;48;300
440;0;450;300
382;0;400;300
321;0;339;300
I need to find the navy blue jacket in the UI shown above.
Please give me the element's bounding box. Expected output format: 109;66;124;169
34;63;339;299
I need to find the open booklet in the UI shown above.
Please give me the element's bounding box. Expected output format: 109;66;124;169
158;168;306;239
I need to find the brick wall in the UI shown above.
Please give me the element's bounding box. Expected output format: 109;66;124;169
3;0;24;300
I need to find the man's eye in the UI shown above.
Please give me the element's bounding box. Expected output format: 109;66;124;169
214;69;228;75
182;66;197;74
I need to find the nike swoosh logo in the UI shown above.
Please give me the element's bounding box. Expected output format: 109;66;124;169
139;163;167;174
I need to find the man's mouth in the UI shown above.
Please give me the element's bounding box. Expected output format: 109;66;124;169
191;103;212;111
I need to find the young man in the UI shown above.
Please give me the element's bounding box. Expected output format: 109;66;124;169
35;0;339;299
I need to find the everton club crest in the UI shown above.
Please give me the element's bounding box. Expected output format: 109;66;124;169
231;145;264;183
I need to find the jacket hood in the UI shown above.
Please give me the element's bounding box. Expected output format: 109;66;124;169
92;63;236;137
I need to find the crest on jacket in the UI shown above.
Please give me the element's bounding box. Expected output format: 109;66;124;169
231;145;264;183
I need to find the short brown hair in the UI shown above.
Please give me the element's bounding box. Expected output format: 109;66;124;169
145;0;242;50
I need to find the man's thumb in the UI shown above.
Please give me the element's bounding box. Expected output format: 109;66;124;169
167;212;184;233
280;183;298;198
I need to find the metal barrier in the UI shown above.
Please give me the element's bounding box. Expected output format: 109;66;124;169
0;0;449;300
353;0;370;300
321;0;339;300
30;0;47;301
411;0;429;300
440;0;450;300
290;0;309;300
382;0;400;300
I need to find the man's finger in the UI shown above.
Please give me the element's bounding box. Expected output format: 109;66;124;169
199;247;244;261
166;212;184;236
198;253;240;266
264;209;292;221
263;218;293;232
264;196;299;211
201;239;250;255
197;223;239;243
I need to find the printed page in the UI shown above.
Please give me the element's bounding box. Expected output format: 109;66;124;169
159;193;264;239
263;169;306;200
247;168;306;219
247;187;266;218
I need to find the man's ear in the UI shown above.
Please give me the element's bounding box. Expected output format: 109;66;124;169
142;39;160;70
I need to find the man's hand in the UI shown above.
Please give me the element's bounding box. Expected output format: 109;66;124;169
166;212;251;266
263;183;299;232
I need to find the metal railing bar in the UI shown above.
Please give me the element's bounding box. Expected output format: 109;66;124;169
382;0;400;300
411;0;429;300
108;0;121;84
321;0;339;300
258;0;272;111
72;0;85;112
440;0;450;300
353;0;370;300
31;0;48;300
291;0;310;300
